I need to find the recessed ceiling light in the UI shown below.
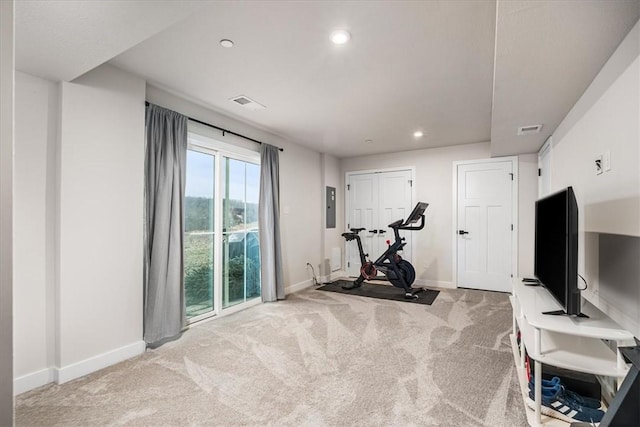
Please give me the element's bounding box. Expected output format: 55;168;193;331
364;139;373;144
330;30;351;45
220;39;234;48
413;131;424;138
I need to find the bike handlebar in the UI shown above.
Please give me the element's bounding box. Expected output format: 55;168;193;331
388;215;425;231
398;214;425;231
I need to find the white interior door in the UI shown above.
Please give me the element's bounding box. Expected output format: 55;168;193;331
346;170;412;276
456;160;514;292
378;170;413;261
347;173;379;276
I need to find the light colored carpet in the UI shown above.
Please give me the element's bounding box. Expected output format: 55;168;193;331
16;286;527;426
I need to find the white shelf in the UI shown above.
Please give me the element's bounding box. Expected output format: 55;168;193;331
510;335;569;427
513;280;635;341
518;313;627;376
510;277;632;426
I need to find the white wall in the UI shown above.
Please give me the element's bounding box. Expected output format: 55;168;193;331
12;69;324;394
548;21;640;336
321;153;344;277
146;84;324;292
0;0;15;421
57;64;145;379
517;154;538;278
14;71;58;393
341;142;491;287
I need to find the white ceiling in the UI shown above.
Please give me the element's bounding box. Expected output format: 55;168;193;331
15;1;640;158
15;0;206;81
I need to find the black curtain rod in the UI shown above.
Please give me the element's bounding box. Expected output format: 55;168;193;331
145;101;283;152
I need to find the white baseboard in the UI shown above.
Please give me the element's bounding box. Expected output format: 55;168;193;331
294;274;450;290
14;340;145;393
414;279;455;289
319;270;347;284
286;278;314;295
14;367;55;395
286;270;350;295
54;340;146;385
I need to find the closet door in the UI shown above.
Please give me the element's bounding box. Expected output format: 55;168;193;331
378;170;414;261
346;173;379;276
346;170;413;276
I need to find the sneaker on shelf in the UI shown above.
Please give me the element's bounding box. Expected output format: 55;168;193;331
528;378;602;409
526;384;605;424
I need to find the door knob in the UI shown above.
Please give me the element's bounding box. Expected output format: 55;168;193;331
458;230;469;235
378;229;386;234
369;229;378;234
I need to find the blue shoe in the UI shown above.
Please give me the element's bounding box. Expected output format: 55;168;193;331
526;384;605;424
529;377;602;409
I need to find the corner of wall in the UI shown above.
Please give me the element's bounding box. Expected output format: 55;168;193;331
54;341;146;385
0;0;15;421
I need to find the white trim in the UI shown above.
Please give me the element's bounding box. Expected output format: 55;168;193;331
537;135;552;198
187;125;259;159
221;296;262;315
186;297;262;329
451;156;519;288
185;128;262;325
54;340;145;385
187;305;217;325
14;368;55;395
345;165;417;176
451;163;458;288
413;279;455;290
284;270;358;294
512;159;520;280
286;279;314;295
214;149;224;317
319;270;348;284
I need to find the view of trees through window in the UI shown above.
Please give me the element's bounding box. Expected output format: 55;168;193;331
222;158;260;308
184;148;260;319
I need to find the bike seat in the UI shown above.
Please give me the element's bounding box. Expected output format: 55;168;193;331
350;227;365;233
342;232;358;241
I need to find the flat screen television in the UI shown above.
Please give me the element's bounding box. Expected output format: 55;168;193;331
534;186;585;317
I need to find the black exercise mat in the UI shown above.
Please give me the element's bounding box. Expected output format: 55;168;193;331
317;280;439;305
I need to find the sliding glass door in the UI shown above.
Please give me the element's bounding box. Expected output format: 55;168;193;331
184;149;215;318
184;132;261;322
222;158;261;308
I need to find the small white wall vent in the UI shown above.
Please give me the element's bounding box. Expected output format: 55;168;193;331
230;95;266;111
517;124;543;136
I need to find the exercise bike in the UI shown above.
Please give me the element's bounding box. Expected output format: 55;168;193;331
341;202;429;299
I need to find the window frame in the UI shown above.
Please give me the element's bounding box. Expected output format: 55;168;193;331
185;126;261;325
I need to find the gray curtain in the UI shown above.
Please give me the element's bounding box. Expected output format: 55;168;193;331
259;144;285;301
144;104;187;346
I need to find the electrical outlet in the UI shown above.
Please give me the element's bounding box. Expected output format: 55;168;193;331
595;155;603;175
604;150;611;172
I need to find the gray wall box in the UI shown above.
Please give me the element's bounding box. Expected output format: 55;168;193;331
326;186;336;228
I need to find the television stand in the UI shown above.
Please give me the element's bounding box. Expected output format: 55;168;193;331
542;309;589;318
510;278;635;426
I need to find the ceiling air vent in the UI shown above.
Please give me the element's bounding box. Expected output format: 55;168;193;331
230;95;266;111
517;124;543;136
